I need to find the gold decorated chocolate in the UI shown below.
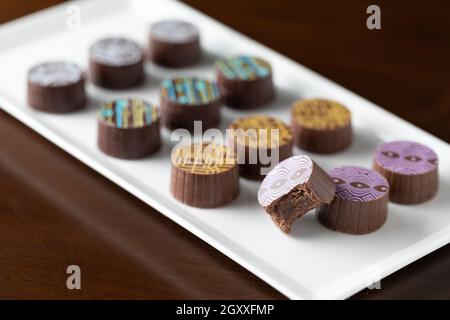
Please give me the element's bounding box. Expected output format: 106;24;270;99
229;115;292;148
228;115;293;180
170;142;239;208
171;142;236;175
292;99;350;130
291;99;352;154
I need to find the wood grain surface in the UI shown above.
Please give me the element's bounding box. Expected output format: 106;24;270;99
0;0;449;299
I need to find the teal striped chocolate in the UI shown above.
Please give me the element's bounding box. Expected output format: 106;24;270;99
161;77;220;105
216;55;271;80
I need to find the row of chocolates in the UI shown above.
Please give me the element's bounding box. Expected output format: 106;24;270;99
172;141;438;234
25;19;439;235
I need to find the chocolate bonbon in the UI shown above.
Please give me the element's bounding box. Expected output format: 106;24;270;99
149;20;201;68
89;37;144;89
170;142;239;208
373;141;438;204
228;115;292;180
97;98;161;159
160;77;222;131
216;55;274;109
291;99;352;154
258;155;335;233
27;61;86;113
317;166;389;234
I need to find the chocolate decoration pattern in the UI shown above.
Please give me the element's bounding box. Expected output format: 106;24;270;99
149;20;201;68
258;155;335;233
373;141;438;204
170;142;239;208
27;61;86;113
216;55;274;109
291;99;352;154
89;38;144;89
97;99;161;159
160;77;222;131
317;166;389;234
228;115;293;180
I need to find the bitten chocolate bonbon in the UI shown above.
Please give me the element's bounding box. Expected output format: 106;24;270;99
216;55;274;109
149;20;201;68
258;155;335;233
228;115;293;180
291;99;352;154
373;141;438;204
317;166;389;234
97;98;161;159
27;61;86;113
89;38;144;89
160;77;222;131
170;142;239;208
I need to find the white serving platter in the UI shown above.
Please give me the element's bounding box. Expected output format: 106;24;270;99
0;0;449;300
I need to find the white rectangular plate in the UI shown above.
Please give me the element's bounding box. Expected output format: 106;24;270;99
0;0;449;300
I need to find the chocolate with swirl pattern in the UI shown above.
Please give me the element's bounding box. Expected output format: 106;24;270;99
317;166;389;234
258;155;335;233
373;141;438;204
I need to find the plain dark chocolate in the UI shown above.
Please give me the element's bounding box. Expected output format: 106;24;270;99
149;20;201;68
89;38;144;89
27;61;86;113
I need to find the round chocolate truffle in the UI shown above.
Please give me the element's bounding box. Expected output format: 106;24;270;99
258;155;335;233
373;141;438;204
317;166;389;235
170;142;239;208
97;98;161;159
228;115;293;180
89;38;144;89
160;77;222;131
149;20;200;68
216;55;274;109
291;99;352;154
27;61;86;113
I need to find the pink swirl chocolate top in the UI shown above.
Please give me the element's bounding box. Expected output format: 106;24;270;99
258;155;313;207
329;166;388;202
374;141;438;175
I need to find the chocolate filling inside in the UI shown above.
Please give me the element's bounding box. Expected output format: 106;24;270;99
266;184;319;233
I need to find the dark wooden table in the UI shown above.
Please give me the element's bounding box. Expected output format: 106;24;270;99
0;0;449;299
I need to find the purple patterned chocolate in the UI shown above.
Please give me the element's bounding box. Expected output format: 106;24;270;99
258;155;313;207
374;141;438;175
329;166;388;202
